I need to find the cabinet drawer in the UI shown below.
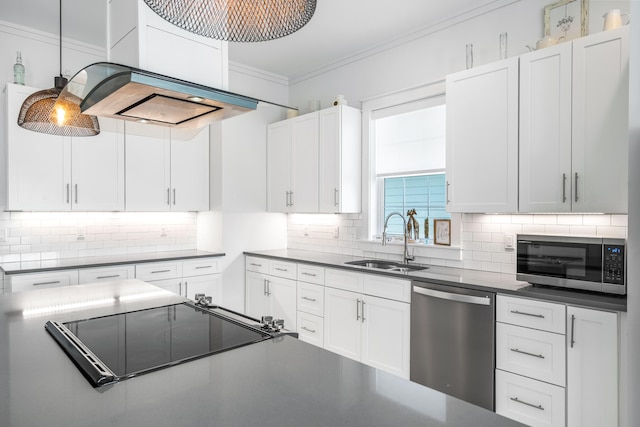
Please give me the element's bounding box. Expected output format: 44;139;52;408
135;261;182;282
78;265;135;284
246;256;268;274
10;270;78;292
325;268;363;293
297;264;325;285
496;369;565;427
297;282;324;316
297;312;324;347
363;274;411;303
269;259;297;280
497;295;566;333
183;258;220;277
496;323;566;387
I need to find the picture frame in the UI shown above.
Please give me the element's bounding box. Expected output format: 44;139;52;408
434;219;451;246
544;0;588;41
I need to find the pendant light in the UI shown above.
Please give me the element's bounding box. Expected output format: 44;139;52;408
17;0;99;137
143;0;317;43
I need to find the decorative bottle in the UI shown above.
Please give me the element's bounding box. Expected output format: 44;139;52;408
13;51;25;85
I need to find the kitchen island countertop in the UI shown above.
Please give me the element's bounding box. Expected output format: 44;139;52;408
0;280;524;427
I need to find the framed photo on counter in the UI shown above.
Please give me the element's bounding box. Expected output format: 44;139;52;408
434;219;451;246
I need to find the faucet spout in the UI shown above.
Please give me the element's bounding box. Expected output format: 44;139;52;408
382;212;415;264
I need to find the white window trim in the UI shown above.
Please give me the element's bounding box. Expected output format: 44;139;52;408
361;80;450;241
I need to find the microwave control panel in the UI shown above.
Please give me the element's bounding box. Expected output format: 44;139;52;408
603;244;625;285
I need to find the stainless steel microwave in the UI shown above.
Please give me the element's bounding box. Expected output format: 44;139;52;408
516;234;626;295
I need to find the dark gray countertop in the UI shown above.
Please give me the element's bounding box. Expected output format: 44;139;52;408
244;249;627;312
0;281;524;427
0;250;225;275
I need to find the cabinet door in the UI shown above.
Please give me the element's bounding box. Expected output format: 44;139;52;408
361;294;410;379
184;274;221;303
572;26;629;213
567;307;618;427
266;121;292;212
10;270;78;293
170;127;209;211
5;84;71;211
319;106;361;213
268;276;297;331
291;112;319;213
445;57;519;213
519;43;573;212
71;118;125;211
124;122;171;211
78;265;135;284
323;287;361;362
245;271;269;320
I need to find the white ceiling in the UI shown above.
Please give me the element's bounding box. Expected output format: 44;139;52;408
2;0;492;79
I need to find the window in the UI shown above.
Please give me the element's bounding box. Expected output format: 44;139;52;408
370;95;449;242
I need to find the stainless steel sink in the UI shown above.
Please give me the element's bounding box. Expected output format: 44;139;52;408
345;259;428;272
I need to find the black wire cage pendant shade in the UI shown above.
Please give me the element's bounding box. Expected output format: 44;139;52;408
17;0;99;136
143;0;317;42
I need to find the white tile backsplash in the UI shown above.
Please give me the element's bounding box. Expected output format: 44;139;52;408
287;213;628;273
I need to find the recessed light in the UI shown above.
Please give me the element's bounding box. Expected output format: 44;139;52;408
188;96;204;103
137;119;149;124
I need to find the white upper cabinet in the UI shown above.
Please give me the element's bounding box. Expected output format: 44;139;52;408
318;106;361;213
267;112;319;213
445;57;519;213
125;123;209;211
4;84;124;211
571;27;629;213
520;27;629;213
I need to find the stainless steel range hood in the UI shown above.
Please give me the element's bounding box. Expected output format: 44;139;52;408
56;62;273;129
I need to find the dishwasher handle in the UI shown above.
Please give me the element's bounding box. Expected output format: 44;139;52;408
412;285;491;306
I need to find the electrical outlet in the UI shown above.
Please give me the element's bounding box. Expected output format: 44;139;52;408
304;227;309;237
334;226;340;239
504;234;515;250
161;228;167;237
77;226;86;241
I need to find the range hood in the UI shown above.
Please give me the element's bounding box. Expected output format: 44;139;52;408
56;62;281;129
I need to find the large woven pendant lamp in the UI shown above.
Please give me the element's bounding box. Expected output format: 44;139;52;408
143;0;317;43
17;0;99;136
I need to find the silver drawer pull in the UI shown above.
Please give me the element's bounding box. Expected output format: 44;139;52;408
96;275;120;279
510;310;545;319
510;348;545;359
301;296;317;302
249;263;263;267
301;272;317;277
301;326;316;333
151;269;171;274
274;267;288;272
510;397;544;411
195;265;212;269
32;280;61;286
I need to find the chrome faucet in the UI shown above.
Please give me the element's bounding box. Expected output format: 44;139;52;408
382;212;415;264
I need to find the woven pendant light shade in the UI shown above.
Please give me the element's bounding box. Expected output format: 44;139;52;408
143;0;317;42
18;86;100;137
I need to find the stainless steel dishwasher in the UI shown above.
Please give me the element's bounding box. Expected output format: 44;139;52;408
410;281;495;410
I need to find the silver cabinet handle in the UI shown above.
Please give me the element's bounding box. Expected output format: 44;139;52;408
413;286;491;306
274;267;288;272
267;279;271;296
179;282;182;296
74;184;78;204
263;278;267;296
562;173;567;203
96;275;120;279
173;188;176;205
301;326;316;333
510;310;544;318
334;188;339;207
361;300;366;323
285;191;290;207
167;188;171;205
301;272;316;277
184;281;188;297
290;191;294;207
32;280;61;286
510;397;544;411
510;348;545;359
570;314;576;348
263;279;271;296
446;181;450;204
151;269;171;274
195;265;213;269
66;183;70;204
249;263;263;267
356;298;361;321
301;296;316;302
574;172;579;202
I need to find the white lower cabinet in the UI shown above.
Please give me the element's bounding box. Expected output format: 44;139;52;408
245;269;297;331
323;269;410;379
566;306;618;427
297;311;324;347
78;265;135;284
9;270;79;292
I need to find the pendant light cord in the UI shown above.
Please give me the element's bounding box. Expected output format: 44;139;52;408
59;0;62;78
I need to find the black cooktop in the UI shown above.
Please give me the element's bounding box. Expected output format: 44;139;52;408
46;303;272;387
